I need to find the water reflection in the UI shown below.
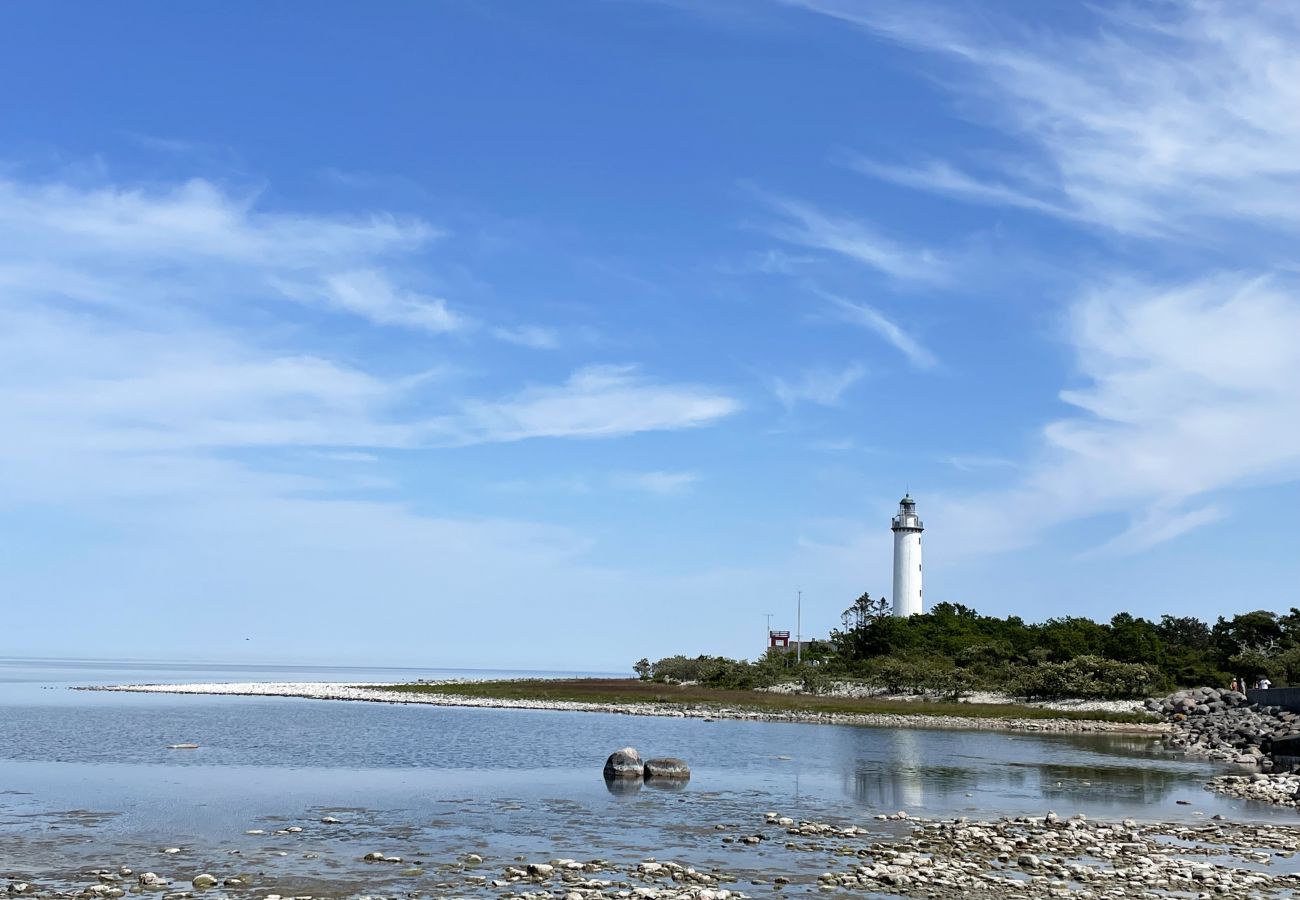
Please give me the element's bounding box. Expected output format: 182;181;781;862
604;776;642;796
1031;762;1177;805
644;778;689;793
839;726;981;811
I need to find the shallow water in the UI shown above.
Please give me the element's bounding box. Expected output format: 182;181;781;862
0;658;1295;892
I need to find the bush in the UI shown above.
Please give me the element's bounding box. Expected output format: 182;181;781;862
862;653;973;699
799;665;830;695
648;655;765;690
1006;655;1159;700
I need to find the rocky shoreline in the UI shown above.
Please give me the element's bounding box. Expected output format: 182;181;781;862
8;809;1300;900
1152;687;1300;765
76;682;1165;735
776;811;1300;898
1209;773;1300;807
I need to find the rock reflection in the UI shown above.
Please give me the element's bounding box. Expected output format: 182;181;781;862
644;778;688;793
603;776;643;796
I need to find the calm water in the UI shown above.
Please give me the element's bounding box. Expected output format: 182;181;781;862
0;658;1292;890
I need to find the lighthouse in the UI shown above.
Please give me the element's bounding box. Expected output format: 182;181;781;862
891;494;924;617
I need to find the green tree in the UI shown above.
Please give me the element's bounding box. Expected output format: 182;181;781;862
1104;613;1164;666
1214;611;1284;663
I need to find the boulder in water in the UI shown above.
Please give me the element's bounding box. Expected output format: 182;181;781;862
644;757;690;780
603;747;643;778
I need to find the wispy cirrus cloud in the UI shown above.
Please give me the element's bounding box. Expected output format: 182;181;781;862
0;174;571;345
941;454;1014;473
0;173;740;509
490;470;701;496
826;295;937;370
772;362;866;409
492;324;562;349
786;0;1300;241
612;470;701;495
777;0;1300;553
936;274;1300;554
757;192;947;283
453;365;738;444
0;176;434;267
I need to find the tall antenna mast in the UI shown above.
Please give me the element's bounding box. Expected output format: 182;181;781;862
796;590;802;664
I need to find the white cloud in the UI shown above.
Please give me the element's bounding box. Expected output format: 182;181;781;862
0;170;757;667
1083;503;1225;559
0;174;580;348
787;0;1300;241
613;470;700;495
453;365;738;444
844;155;1073;221
826;296;937;370
758;192;947;282
0;176;435;267
0;174;741;508
772;1;1300;554
772;362;865;408
492;324;561;349
934;275;1300;554
320;269;466;334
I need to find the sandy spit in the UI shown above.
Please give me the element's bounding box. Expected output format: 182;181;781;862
78;681;1168;735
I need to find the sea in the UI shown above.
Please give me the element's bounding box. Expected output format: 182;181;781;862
0;658;1291;893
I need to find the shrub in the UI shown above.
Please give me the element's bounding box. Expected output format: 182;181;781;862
647;655;764;690
861;653;973;699
1006;655;1159;700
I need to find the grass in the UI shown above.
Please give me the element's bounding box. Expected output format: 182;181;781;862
367;678;1158;725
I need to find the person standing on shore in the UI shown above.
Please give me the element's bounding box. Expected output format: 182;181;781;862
1230;677;1240;692
1257;676;1273;690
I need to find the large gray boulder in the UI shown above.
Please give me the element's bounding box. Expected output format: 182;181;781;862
644;757;690;780
603;747;643;778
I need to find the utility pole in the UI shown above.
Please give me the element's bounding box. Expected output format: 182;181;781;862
764;612;774;657
796;590;802;664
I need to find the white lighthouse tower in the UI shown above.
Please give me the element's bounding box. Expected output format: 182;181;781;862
891;494;924;617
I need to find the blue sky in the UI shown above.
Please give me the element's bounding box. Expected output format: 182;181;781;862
3;1;1299;671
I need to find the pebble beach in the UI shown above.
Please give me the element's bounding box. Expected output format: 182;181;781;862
9;807;1300;900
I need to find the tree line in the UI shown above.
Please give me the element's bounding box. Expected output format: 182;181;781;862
634;597;1300;700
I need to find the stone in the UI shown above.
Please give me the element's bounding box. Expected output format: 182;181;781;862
190;875;217;890
603;747;643;779
643;758;690;780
